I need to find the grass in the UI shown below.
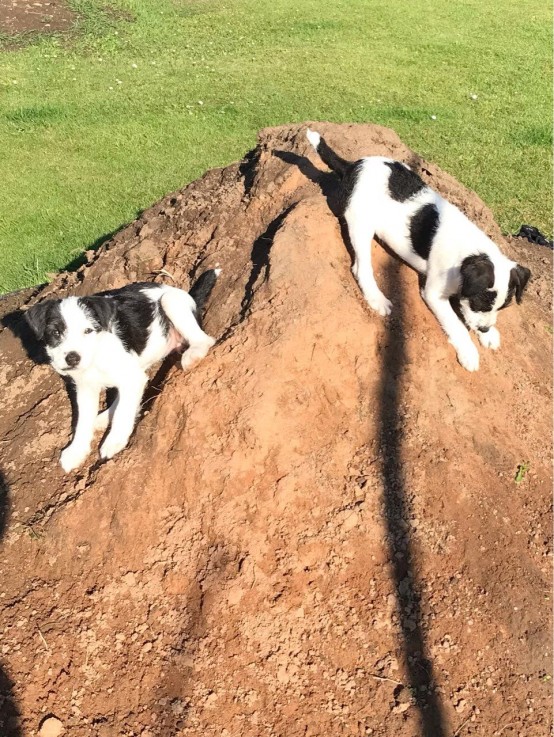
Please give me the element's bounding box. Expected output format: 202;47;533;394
0;0;551;293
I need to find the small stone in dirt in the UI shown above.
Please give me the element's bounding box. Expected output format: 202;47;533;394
39;716;64;737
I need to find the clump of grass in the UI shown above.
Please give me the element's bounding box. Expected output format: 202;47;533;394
514;461;530;484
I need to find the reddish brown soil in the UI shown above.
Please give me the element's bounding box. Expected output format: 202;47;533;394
0;123;551;737
0;0;75;36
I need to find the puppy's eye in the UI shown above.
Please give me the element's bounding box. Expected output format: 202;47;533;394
84;328;94;335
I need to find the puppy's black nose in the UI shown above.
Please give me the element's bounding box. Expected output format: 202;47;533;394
65;351;81;368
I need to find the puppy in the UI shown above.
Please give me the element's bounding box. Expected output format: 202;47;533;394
307;129;531;371
25;269;220;472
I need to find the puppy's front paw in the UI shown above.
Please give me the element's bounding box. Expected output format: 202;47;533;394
478;327;500;350
100;434;129;460
366;292;393;317
456;342;480;372
181;337;216;371
60;443;90;473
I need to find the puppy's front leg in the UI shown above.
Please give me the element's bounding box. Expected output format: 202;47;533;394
99;371;148;460
61;382;100;472
423;289;480;372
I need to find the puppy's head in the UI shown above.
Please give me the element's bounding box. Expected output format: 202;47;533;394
25;296;115;374
458;253;531;332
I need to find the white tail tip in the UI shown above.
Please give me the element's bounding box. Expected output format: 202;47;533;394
306;128;321;149
214;267;222;276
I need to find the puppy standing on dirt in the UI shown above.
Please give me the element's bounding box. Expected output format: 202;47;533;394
306;129;531;372
25;270;220;472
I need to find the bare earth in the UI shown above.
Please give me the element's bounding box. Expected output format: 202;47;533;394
0;123;552;737
0;0;75;36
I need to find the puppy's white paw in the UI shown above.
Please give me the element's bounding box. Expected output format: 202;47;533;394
478;327;500;350
181;337;215;371
366;292;393;317
94;409;111;431
100;434;129;460
456;342;480;372
60;443;90;473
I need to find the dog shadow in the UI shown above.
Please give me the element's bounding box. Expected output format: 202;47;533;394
1;308;49;364
273;149;357;266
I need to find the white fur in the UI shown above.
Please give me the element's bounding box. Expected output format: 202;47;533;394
52;283;217;472
307;131;520;371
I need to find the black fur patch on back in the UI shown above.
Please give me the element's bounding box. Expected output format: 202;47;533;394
409;203;439;259
385;161;426;202
340;160;363;211
80;284;168;356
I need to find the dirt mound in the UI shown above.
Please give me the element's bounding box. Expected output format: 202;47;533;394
0;123;551;737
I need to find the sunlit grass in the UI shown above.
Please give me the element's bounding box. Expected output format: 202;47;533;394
0;0;551;292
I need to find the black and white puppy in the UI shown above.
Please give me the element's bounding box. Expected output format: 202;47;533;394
307;130;531;372
25;270;220;472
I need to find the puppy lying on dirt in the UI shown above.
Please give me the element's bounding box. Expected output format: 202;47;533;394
307;129;531;372
25;270;219;472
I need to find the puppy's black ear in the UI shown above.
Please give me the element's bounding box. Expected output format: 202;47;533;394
25;300;57;340
459;254;495;297
80;296;116;330
510;264;531;304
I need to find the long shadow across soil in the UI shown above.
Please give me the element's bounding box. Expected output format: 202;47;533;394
278;146;447;734
379;261;447;736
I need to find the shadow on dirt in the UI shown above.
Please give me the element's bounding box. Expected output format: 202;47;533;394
153;542;242;734
378;260;446;736
279;146;447;734
0;472;22;737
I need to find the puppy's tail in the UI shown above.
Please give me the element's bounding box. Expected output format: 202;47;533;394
306;128;354;180
189;267;221;313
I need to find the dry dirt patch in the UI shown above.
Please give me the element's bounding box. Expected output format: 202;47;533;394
0;0;76;36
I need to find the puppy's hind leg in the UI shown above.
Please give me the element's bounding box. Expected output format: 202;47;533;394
160;287;216;371
344;206;392;316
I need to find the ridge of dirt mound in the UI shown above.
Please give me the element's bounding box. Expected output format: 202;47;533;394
0;123;551;737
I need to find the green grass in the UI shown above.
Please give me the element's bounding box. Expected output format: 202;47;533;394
0;0;551;292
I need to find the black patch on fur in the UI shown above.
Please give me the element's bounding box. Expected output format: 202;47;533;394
499;265;531;309
340;160;364;211
409;203;439;259
510;264;531;304
385;161;426;202
468;290;497;312
79;296;117;331
460;254;497;312
25;299;66;346
81;284;164;356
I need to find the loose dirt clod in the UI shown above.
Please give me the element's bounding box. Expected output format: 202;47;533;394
0;122;551;736
38;716;64;737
